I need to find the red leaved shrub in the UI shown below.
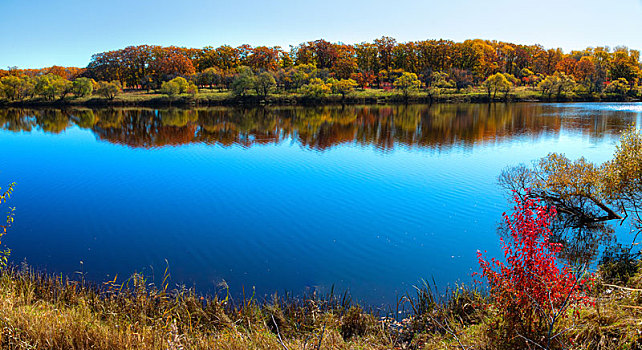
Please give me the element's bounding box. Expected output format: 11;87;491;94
477;191;590;346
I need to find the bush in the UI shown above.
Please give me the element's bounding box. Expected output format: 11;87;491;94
0;181;15;270
186;82;198;96
302;78;331;98
96;81;122;100
477;192;590;348
160;81;181;97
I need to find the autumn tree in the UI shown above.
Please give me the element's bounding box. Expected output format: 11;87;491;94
604;78;631;99
537;72;575;99
198;67;222;89
483;73;511;100
302;78;331;98
450;69;474;91
0;76;32;101
96;81;122;100
393;72;421;100
330;78;357;99
499;128;642;232
478;192;589;349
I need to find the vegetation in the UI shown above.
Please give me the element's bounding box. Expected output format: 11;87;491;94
0;181;15;269
0;38;640;106
477;194;590;349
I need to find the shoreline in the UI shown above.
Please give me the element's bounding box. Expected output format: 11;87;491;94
2;88;639;108
0;261;640;349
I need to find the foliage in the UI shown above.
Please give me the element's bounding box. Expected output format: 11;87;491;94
477;193;589;348
33;74;73;101
0;181;15;270
482;73;511;100
96;81;122;100
72;77;94;97
160;77;190;97
599;244;641;284
197;67;222;88
302;78;331;98
186;82;198;96
393;72;421;99
160;80;181;97
601;128;642;227
231;66;255;97
604;78;630;98
171;77;189;93
254;72;276;98
538;72;576;99
329;78;357;98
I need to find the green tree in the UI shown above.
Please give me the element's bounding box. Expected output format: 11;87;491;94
34;74;73;101
537;72;575;99
198;67;221;89
331;78;358;99
0;76;26;101
483;73;510;100
231;67;255;97
552;72;576;99
393;72;421;100
160;80;181;97
52;78;73;100
170;77;189;93
254;72;276;98
186;82;198;96
72;77;94;97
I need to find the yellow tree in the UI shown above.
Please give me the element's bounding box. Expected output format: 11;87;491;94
393;72;421;100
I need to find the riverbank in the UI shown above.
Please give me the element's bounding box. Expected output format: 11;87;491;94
0;261;640;349
2;87;639;108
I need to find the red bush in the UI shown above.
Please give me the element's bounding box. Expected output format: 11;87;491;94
477;191;589;339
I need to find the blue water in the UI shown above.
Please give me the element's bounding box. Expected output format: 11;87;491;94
0;103;639;305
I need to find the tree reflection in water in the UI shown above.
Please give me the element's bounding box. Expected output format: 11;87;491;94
0;104;632;150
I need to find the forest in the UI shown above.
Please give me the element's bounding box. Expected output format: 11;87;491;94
0;37;641;103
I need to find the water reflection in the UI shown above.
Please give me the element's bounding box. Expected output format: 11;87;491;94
0;103;640;305
0;104;634;150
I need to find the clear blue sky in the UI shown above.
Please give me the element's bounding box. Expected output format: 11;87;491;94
1;0;641;69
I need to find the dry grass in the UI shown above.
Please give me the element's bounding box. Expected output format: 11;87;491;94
1;260;641;349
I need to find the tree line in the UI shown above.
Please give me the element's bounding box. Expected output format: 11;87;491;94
1;37;641;101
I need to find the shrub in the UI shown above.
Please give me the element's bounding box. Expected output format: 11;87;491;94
477;192;590;348
186;82;198;96
302;78;331;97
160;81;181;97
96;81;122;100
0;181;15;270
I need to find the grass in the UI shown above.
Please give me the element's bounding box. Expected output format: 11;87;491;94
1;260;642;349
2;86;636;108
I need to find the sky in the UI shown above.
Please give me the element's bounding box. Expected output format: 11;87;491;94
1;0;642;69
